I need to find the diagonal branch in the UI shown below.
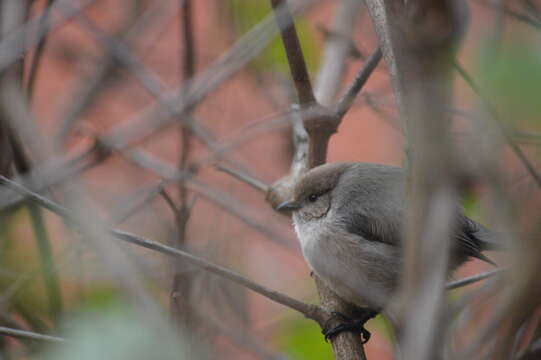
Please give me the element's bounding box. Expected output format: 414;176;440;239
335;47;382;119
453;59;541;188
446;269;503;290
314;0;364;105
364;1;464;359
0;176;327;325
270;0;315;105
473;0;541;30
216;164;269;193
0;326;65;343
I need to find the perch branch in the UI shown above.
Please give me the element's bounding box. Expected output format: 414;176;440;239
268;1;376;359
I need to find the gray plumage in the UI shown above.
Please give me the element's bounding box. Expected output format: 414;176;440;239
280;162;495;310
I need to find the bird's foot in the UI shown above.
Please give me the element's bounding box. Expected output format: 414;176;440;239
322;309;378;344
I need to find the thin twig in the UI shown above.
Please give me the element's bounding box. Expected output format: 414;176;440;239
0;176;326;324
116;149;295;250
336;47;382;118
453;59;541;188
446;269;503;290
0;326;65;343
110;181;167;225
113;230;322;322
314;0;363;105
25;0;55;100
216;164;269;193
159;187;180;219
473;0;541;30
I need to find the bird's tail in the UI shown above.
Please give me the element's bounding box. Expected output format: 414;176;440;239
475;223;503;251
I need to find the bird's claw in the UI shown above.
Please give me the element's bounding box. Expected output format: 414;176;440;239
321;309;377;344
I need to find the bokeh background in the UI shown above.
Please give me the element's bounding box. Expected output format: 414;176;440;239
2;0;541;359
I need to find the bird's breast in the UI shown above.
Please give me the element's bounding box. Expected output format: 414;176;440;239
292;215;398;309
293;217;365;301
293;216;327;254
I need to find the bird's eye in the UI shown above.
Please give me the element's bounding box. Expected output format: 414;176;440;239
308;194;318;202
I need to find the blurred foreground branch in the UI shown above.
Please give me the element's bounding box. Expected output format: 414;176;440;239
365;1;464;359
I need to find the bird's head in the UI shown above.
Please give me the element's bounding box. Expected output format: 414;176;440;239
276;163;351;222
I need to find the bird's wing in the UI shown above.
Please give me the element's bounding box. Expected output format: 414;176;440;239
343;212;401;246
344;211;497;265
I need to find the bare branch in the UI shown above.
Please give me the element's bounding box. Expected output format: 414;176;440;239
365;2;464;359
446;269;503;290
0;176;326;324
116;148;296;250
25;0;55;100
453;59;541;188
335;47;382;119
113;230;323;323
473;0;541;30
216;164;269;193
159;187;181;220
0;106;298;210
0;326;65;343
109;181;168;225
314;0;363;105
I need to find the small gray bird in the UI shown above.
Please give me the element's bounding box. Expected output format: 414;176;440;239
277;162;496;342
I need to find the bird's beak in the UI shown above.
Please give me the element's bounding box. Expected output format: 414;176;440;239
276;200;302;212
